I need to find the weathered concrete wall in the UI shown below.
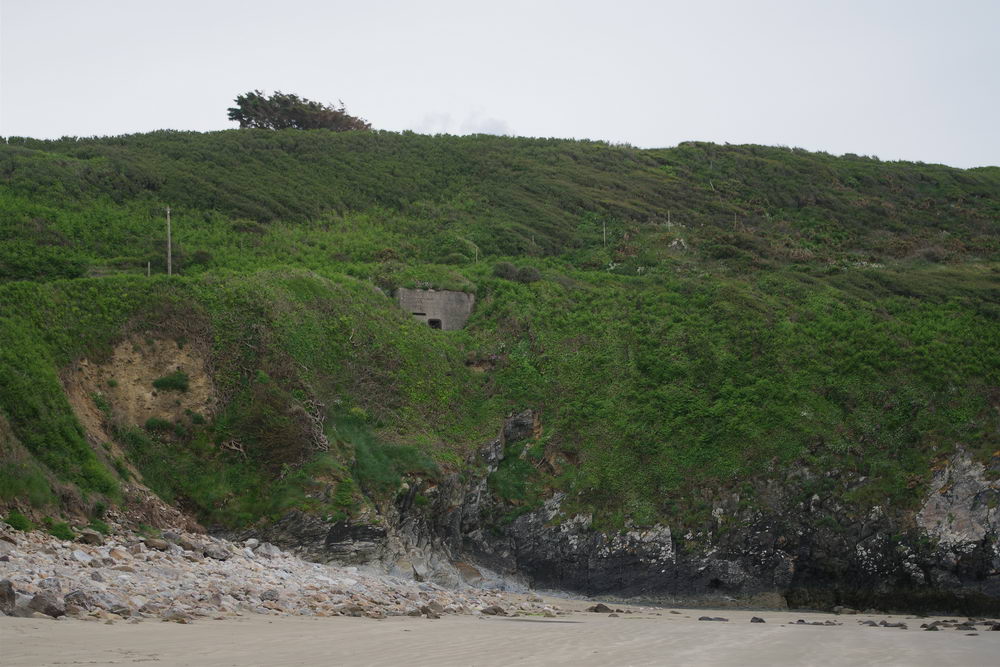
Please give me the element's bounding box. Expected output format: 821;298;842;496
396;288;474;331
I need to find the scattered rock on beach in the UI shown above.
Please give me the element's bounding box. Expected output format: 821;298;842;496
750;616;766;623
588;603;613;613
28;591;65;618
481;605;506;616
698;616;728;622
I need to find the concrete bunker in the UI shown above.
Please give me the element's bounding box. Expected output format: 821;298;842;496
396;288;474;331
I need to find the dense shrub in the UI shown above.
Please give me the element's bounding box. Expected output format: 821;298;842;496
515;266;541;283
45;519;75;541
88;519;110;534
493;262;518;280
4;510;33;531
152;371;189;392
144;417;173;432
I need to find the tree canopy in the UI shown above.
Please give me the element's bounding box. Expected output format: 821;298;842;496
227;90;371;131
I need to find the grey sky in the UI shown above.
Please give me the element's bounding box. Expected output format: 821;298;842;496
2;0;997;167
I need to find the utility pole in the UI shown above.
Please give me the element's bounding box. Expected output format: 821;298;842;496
146;261;150;277
602;220;607;248
166;206;172;276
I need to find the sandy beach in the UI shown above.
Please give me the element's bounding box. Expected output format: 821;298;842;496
3;604;998;667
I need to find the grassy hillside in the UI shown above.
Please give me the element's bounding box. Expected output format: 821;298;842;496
1;130;998;534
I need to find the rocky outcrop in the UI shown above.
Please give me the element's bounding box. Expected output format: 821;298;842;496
917;454;1000;552
241;412;1000;615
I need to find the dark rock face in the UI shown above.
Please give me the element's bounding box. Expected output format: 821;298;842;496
239;412;1000;615
250;510;387;565
502;410;536;445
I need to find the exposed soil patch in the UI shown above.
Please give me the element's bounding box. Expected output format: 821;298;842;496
64;336;216;439
60;335;217;531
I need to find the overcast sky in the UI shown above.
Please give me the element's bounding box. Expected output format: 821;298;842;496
2;0;997;167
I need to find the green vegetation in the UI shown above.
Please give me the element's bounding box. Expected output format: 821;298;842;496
4;510;33;531
44;518;75;541
143;417;174;432
0;129;997;533
152;371;189;392
228;90;370;131
89;519;110;534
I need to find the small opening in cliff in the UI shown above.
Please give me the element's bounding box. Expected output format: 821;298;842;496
427;319;442;329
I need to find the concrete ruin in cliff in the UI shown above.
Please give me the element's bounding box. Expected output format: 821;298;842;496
396;288;474;330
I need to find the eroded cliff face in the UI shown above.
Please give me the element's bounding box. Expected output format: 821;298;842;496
249;412;1000;615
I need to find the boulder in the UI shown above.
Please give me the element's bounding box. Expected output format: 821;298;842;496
750;616;766;623
143;538;169;551
28;591;66;618
64;590;95;611
78;529;104;545
39;577;62;591
587;603;613;613
480;605;506;616
260;589;280;602
204;545;231;561
178;536;201;552
71;549;94;565
108;547;130;561
256;542;282;559
698;616;728;622
0;579;15;615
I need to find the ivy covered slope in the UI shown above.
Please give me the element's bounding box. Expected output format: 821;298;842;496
0;130;998;537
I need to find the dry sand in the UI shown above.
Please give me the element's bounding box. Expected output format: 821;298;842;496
3;604;997;667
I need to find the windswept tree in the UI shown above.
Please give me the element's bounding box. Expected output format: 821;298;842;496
227;90;371;131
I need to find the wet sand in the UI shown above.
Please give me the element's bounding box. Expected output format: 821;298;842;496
3;606;997;667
